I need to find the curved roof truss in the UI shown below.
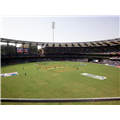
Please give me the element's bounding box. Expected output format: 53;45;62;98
1;37;120;47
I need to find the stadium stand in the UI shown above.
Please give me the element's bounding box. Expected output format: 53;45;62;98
99;59;120;66
44;46;120;54
1;37;120;66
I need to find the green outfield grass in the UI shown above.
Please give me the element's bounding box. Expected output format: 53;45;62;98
1;61;120;105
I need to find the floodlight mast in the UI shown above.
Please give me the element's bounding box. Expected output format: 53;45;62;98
52;22;55;44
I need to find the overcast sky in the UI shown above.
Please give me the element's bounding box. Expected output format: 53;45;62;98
1;16;120;43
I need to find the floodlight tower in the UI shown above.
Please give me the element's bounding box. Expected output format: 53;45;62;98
52;22;55;43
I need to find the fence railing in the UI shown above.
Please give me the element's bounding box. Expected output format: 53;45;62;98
1;97;120;104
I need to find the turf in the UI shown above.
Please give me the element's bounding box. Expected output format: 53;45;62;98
1;61;120;105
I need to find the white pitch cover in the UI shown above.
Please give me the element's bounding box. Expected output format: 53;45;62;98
0;72;18;77
81;73;107;80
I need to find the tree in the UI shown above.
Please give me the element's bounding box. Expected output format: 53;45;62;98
38;48;43;54
19;44;29;48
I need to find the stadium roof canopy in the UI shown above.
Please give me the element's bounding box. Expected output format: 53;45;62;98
1;37;120;47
